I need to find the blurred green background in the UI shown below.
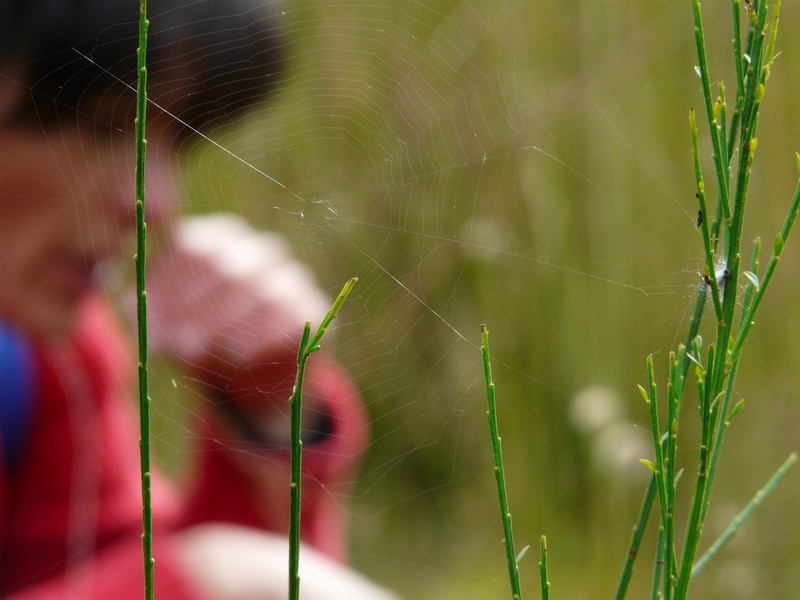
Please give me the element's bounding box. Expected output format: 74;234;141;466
151;1;800;597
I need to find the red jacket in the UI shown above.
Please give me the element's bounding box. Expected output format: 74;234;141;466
0;296;368;599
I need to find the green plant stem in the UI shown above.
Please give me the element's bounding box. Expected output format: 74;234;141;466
134;0;153;598
539;536;550;600
650;527;665;600
731;174;800;361
690;109;723;320
732;1;746;114
481;325;523;600
738;0;769;149
288;322;311;600
693;452;797;577
701;239;760;521
692;0;732;232
673;345;715;600
663;354;681;599
288;278;357;600
640;356;674;599
612;474;657;600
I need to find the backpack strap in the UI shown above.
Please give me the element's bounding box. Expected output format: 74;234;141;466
0;322;34;470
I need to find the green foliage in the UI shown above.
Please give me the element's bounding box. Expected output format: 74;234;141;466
481;2;799;598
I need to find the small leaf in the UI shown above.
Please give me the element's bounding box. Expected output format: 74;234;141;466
743;271;760;289
686;351;704;370
640;459;659;473
515;545;530;564
712;99;722;122
694;66;702;77
674;468;685;485
795;152;800;174
728;399;745;422
638;384;650;404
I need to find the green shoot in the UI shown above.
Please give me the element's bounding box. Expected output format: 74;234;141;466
289;278;358;600
692;453;797;578
539;536;550;600
615;2;798;598
134;0;153;597
650;527;665;600
480;325;523;600
612;475;657;600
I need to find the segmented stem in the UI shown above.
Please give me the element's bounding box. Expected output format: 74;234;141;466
134;0;153;597
481;325;523;600
288;279;357;600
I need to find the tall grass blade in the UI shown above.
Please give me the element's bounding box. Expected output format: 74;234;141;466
480;325;523;600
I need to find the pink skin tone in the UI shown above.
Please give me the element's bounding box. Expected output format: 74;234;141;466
0;118;324;424
0;122;177;339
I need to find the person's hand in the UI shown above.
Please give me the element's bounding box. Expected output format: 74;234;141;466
147;213;329;369
145;214;333;439
176;524;402;600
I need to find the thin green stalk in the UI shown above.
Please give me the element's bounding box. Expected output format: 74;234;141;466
612;474;657;600
690;109;723;322
662;355;680;600
481;325;523;600
616;267;705;600
288;278;358;600
738;0;769;148
692;453;797;577
692;0;733;232
701;238;761;522
650;527;665;600
726;1;769;266
539;536;550;600
673;345;715;600
731;172;800;361
134;0;153;597
639;356;674;599
717;83;729;170
732;0;745;112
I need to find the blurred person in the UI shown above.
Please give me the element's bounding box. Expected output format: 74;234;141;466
0;1;396;598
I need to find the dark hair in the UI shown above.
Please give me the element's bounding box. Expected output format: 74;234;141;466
0;0;285;138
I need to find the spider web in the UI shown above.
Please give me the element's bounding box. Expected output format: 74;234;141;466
6;1;800;598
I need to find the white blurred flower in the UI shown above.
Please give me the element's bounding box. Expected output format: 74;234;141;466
593;422;651;481
570;386;649;482
570;386;621;435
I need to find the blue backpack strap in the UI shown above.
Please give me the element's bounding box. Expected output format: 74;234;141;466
0;321;35;470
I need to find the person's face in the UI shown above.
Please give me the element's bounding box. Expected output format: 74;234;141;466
0;124;178;338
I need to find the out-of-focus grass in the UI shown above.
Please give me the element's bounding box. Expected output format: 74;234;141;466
151;1;800;597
